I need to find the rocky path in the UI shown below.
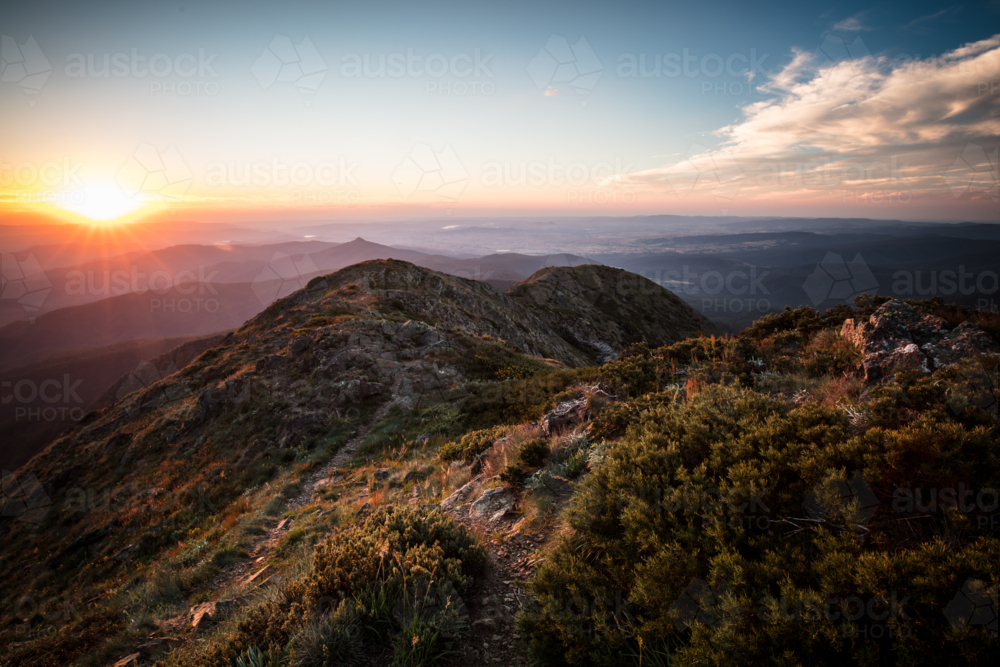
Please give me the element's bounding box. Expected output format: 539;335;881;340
289;389;399;511
445;503;551;667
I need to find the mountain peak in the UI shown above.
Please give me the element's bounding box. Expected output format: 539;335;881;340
509;264;723;363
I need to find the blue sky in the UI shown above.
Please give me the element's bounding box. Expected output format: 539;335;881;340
2;0;998;221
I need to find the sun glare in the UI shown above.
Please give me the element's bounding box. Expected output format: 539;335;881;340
57;183;147;223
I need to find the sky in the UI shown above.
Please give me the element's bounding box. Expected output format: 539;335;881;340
1;0;998;224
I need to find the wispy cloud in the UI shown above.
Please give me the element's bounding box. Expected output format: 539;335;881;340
832;14;869;32
612;35;1000;205
903;7;957;30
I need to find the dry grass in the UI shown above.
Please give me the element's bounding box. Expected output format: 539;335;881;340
814;373;864;407
475;427;534;479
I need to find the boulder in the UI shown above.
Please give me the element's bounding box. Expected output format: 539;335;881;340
842;301;1000;383
470;487;516;519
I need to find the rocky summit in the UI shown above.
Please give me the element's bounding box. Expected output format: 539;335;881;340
509;264;724;364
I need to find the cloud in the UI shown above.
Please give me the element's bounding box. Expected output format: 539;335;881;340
903;8;954;30
613;34;1000;205
832;15;868;32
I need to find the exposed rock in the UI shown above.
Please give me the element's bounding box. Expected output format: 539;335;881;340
190;599;238;630
112;543;140;562
373;468;391;481
306;260;591;367
111;653;140;667
91;332;227;412
509;264;723;364
404;469;428;483
255;354;286;371
471;487;517;519
289;336;311;355
313;476;342;492
842;300;1000;383
197;378;254;419
441;480;479;511
540;398;590;436
244;564;271;586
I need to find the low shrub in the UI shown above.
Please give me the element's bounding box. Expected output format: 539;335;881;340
520;385;1000;666
518;438;550;468
438;426;507;463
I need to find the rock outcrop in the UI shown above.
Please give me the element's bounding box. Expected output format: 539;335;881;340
509;264;723;364
540;398;590;436
841;300;1000;383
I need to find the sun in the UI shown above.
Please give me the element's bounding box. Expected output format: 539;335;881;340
56;183;148;223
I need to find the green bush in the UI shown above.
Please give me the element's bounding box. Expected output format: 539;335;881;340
438;426;508;462
520;385;1000;666
461;341;552;381
286;600;363;667
589;394;678;442
518;438;550;468
500;464;527;487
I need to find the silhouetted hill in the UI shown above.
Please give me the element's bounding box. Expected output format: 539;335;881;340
0;332;227;470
